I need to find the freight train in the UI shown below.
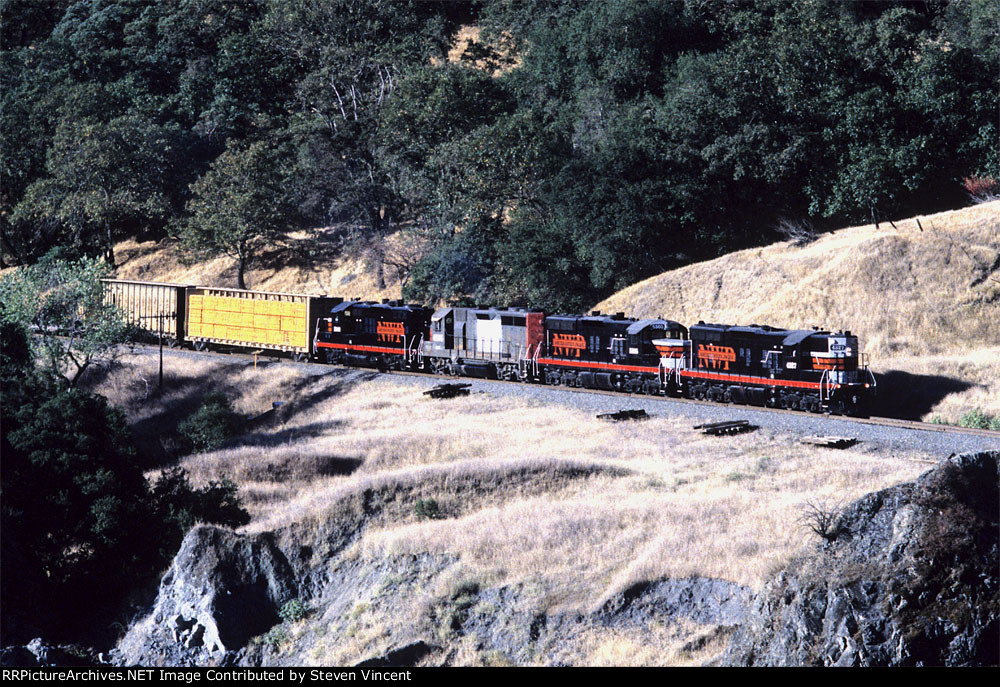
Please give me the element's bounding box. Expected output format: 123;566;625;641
104;279;876;415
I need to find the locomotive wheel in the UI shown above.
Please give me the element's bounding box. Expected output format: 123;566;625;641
193;340;208;352
694;385;707;400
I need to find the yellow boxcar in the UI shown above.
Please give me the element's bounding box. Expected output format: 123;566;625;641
184;286;340;358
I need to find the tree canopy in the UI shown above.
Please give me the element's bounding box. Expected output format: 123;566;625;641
2;0;996;309
182;139;290;289
0;253;132;386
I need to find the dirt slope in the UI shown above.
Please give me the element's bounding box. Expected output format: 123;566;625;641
111;228;410;301
596;202;1000;422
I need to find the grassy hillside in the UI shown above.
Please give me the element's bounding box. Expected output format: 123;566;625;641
91;353;930;665
597;202;1000;423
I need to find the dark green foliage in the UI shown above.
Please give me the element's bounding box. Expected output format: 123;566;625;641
177;391;244;453
3;384;146;581
0;317;249;643
403;229;493;306
957;409;1000;431
278;599;308;623
415;498;443;520
182;140;291;289
2;0;997;307
149;466;250;559
0;253;133;387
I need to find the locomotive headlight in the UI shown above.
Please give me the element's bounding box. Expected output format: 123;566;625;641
845;348;853;355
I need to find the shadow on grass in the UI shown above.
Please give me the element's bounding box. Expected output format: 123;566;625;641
231;419;348;450
225;451;364;482
871;370;975;420
81;356;375;470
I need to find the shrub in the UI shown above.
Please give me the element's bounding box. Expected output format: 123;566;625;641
415;498;443;520
775;217;817;246
149;467;250;558
279;599;308;623
800;501;845;543
178;392;243;452
262;626;288;651
962;176;1000;203
958;409;995;430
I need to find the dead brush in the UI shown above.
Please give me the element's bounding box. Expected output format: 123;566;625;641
775;217;817;246
799;500;846;543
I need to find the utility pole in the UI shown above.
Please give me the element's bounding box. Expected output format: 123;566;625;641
138;313;172;390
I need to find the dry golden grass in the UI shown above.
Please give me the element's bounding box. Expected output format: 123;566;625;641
597;201;1000;421
91;353;928;606
89;352;936;664
568;620;731;667
111;227;408;301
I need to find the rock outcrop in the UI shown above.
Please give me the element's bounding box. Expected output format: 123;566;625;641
116;526;299;666
721;450;999;666
114;451;998;666
0;638;98;667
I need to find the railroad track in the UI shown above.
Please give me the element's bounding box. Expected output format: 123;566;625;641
136;343;1000;442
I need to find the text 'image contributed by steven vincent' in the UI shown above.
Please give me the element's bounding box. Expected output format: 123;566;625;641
2;669;415;683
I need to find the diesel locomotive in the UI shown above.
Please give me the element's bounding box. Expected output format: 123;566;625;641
103;279;877;415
